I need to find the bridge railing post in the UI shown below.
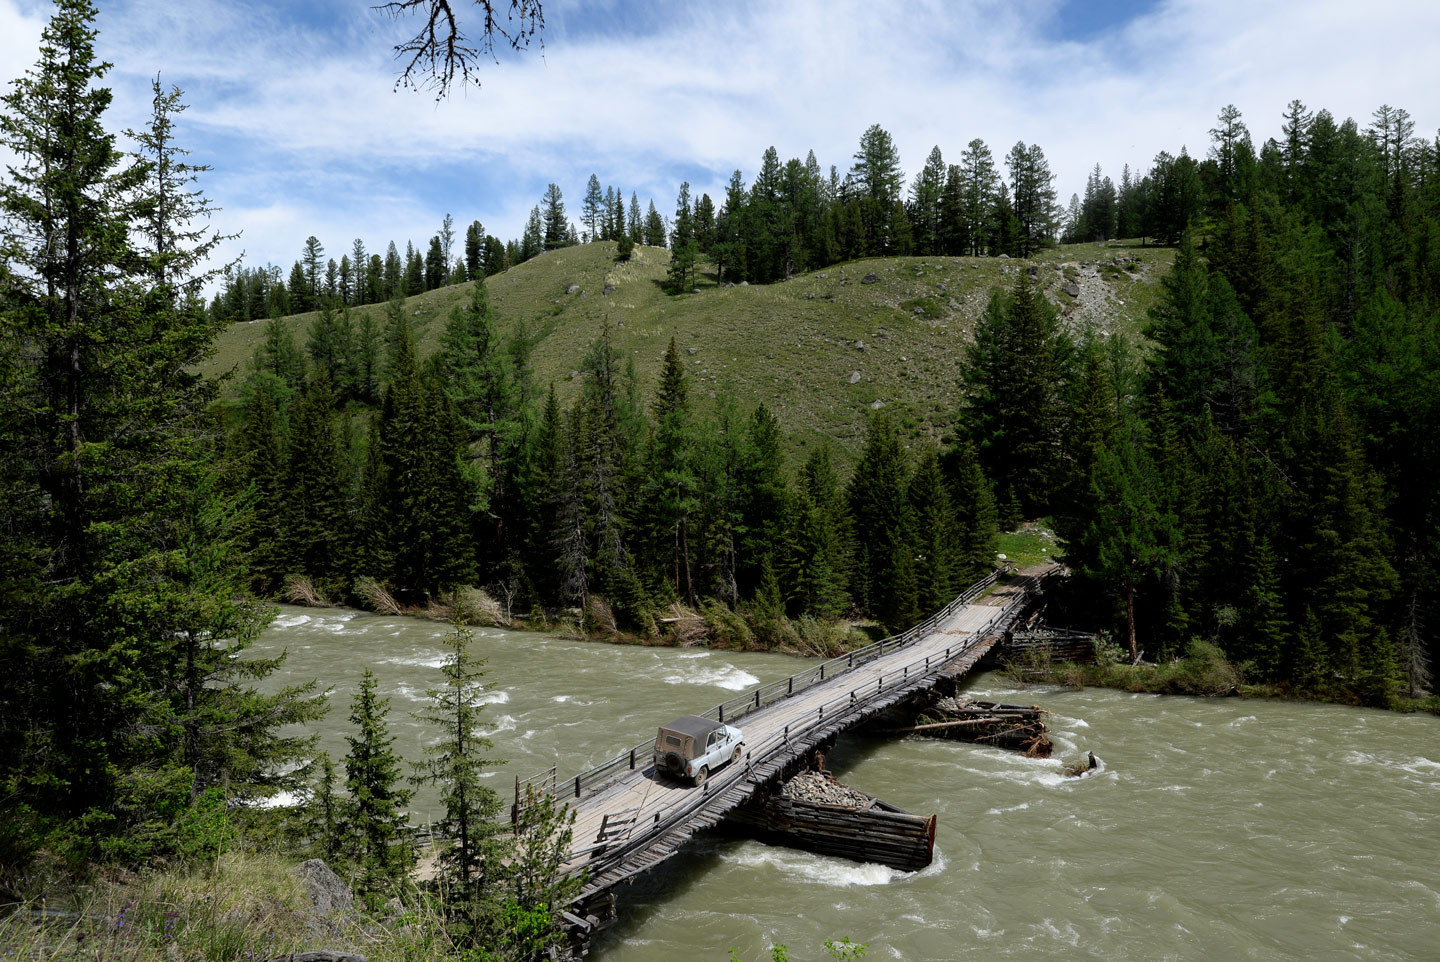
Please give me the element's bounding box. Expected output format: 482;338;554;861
574;775;581;799
629;748;635;770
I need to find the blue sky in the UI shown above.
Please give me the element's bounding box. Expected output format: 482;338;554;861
2;0;1438;282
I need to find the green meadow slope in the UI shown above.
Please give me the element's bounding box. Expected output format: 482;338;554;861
205;240;1174;461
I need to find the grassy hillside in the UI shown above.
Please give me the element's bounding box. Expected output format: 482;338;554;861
205;240;1174;461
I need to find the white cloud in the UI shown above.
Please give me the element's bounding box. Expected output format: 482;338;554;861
3;0;1438;280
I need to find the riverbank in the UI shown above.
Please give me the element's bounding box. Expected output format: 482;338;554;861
282;573;888;658
1003;639;1440;714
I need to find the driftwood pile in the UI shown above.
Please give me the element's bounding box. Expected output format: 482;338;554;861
880;695;1053;757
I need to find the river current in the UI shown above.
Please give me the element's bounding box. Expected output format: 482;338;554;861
253;606;1440;962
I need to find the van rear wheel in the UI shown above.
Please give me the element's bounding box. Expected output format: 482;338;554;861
693;765;708;786
731;744;744;764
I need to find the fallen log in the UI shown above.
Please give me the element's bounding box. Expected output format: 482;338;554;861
873;696;1053;757
879;717;1005;733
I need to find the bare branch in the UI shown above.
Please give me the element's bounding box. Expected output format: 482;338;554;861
376;0;544;98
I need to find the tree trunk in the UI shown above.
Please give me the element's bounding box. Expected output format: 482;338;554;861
1124;575;1139;664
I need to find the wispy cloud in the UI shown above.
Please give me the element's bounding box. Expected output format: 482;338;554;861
3;0;1437;280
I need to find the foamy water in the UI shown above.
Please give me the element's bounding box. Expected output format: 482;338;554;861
248;605;1440;962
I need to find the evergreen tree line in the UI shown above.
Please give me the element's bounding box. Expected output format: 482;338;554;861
209;216;510;324
966;101;1440;706
225;275;1000;635
218;116;1223;320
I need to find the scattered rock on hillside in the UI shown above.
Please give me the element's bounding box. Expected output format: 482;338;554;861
1062;282;1081;297
861;272;879;284
739;281;749;287
603;284;615;294
871;400;885;410
1027;265;1038;276
299;859;353;918
855;341;866;350
849;371;862;384
687;347;698;355
998;253;1009;259
937;283;947;292
565;284;581;294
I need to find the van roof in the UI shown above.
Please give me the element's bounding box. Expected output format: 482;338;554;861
660;714;723;739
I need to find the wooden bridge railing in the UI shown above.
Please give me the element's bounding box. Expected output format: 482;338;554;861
515;568;1006;806
559;579;1040;884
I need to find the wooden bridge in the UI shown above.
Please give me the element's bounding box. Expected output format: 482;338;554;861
515;566;1056;940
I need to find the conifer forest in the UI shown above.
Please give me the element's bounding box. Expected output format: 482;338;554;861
1;2;1437;961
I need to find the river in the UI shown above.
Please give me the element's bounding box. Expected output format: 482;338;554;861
253;606;1440;962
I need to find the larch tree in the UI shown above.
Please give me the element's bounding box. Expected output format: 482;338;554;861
410;621;506;893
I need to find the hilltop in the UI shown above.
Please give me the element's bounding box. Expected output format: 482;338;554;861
205;240;1174;459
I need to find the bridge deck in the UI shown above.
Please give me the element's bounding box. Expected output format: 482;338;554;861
551;570;1049;905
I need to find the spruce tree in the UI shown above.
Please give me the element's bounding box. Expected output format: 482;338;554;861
281;370;352;592
542;183;567;250
425;235;445;289
959;274;1067;516
404;240;424;294
959;138;1000;256
464;219;483;278
847;414;917;630
645;338;699;604
667;181;698;293
1079;414;1180;663
440;275;527;577
628;192;642;242
907;447;955;613
0;0;320;858
643;199;666;247
941;440;998;586
343;669;413;896
230;377;289;591
735;404;789;597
